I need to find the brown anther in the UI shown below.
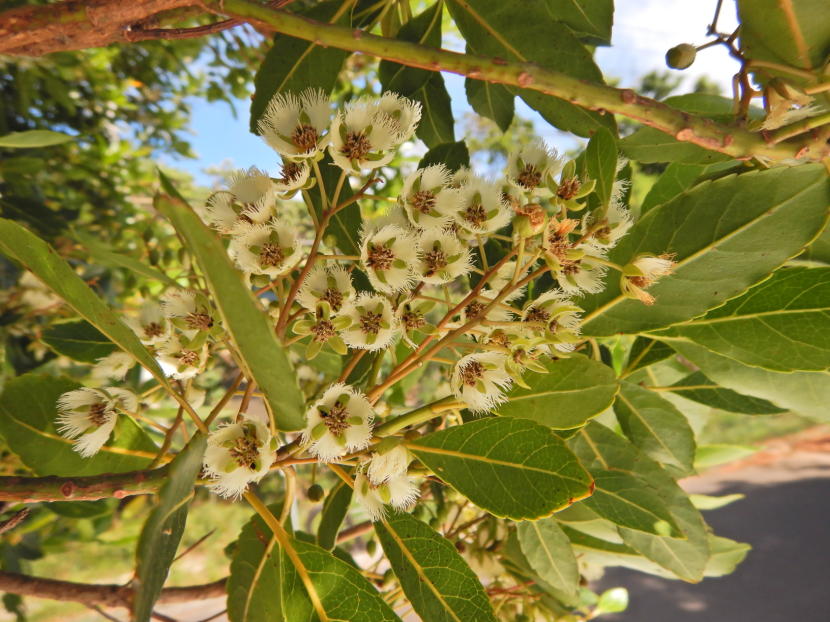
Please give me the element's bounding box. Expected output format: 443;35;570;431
366;244;395;271
524;307;551;324
143;322;164;339
359;310;382;335
291;124;319;152
178;349;200;366
557;177;582;200
279;161;304;185
341;131;372;161
422;248;448;277
229;427;262;470
410;189;437;214
464;300;486;319
516;164;542;189
321;401;350;436
462;203;487;228
401;310;426;330
321;288;344;312
259;243;285;268
185;311;214;331
88;402;110;426
310;319;335;342
515;203;545;229
459;360;485;387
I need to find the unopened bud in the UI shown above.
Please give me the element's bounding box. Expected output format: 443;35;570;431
307;483;325;502
666;44;696;70
513;203;547;237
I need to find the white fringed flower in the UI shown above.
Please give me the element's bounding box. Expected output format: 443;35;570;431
257;88;332;159
400;164;462;230
484;260;532;304
329;98;401;173
451;352;513;413
229;167;275;204
506;139;562;194
521;290;583;352
556;252;609;295
228;222;303;280
273;159;312;195
354;471;420;521
161;289;219;338
415;229;472;284
297;264;355;315
375;92;422;143
458;290;513;328
56;388;137;457
367;445;412;485
621;254;676;305
587;201;632;250
455;177;512;235
396;299;434;346
359;224;418;293
125;301;170;346
203;188;274;235
339;293;398;351
91;351;135;382
203;418;276;498
301;384;374;461
157;335;208;380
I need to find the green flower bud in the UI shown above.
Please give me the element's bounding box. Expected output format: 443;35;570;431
666;43;696;70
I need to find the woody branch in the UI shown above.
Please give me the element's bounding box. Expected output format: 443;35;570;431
1;0;827;163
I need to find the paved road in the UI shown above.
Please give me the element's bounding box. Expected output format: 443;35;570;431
598;433;830;622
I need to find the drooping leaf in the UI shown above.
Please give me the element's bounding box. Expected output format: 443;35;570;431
580;165;830;336
447;0;615;137
666;339;830;421
465;67;514;132
154;189;305;431
614;381;696;474
689;493;745;511
379;2;443;95
516;518;580;596
585;127;618;210
0;130;73;148
703;535;751;578
317;479;353;551
249;0;351;132
407;417;593;520
544;0;613;45
623;337;675;375
0;373;156;476
42;319;116;363
375;510;496;621
498;355;618;429
228;506;286;622
569;423;710;581
418;141;470;171
280;537;401;621
667;371;785;415
133;434;206;622
659;267;830;372
0;217;174;389
413;73;455;148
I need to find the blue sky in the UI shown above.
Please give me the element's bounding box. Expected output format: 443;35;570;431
167;0;740;187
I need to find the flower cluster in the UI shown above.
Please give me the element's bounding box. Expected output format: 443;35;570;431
53;89;676;516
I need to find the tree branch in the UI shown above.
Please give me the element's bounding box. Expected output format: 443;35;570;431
0;468;168;503
0;571;225;609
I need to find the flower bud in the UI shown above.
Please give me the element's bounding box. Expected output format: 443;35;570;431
666;44;696;70
307;483;325;502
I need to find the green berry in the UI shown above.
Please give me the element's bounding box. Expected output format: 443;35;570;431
665;43;696;69
307;483;325;502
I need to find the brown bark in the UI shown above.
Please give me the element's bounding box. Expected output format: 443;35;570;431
0;571;226;608
0;0;200;56
0;468;168;503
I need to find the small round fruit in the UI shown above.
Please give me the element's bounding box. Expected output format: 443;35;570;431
307;483;325;502
666;43;696;69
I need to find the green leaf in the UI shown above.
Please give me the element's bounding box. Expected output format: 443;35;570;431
689;493;745;511
133;434;206;622
42;319;116;363
623;337;675;375
317;479;353;551
249;0;350;133
375;510;496;622
154;190;305;431
667;371;785;415
614;381;696;474
447;0;614;137
800;222;830;265
736;0;830;81
569;423;710;581
465;68;514;132
0;130;73;149
280;537;400;621
545;0;613;45
658;267;830;372
74;229;180;288
413;73;455;148
378;3;443;96
418;141;470;171
0;373;157;476
516;518;579;596
498;355;618;429
580;164;830;336
703;534;751;578
585;127;618;210
665;339;830;421
581;469;680;536
407;417;592;520
0;218;174;390
228;507;286;622
694;444;758;470
640;163;707;214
